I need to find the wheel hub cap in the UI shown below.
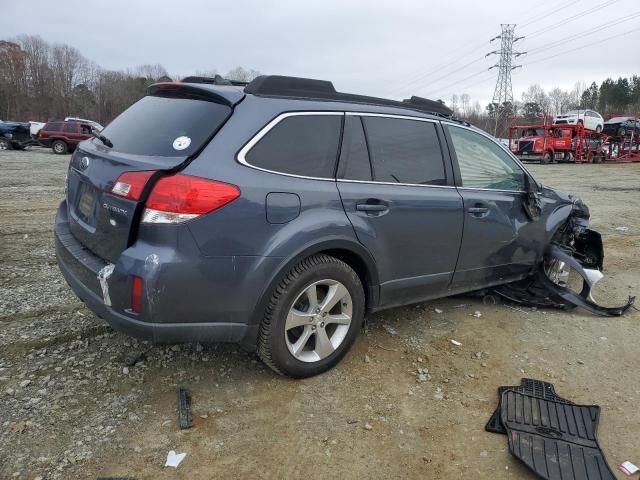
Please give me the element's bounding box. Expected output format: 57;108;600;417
284;279;353;363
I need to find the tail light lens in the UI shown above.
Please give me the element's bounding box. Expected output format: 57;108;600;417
131;276;144;313
111;171;156;201
142;174;240;224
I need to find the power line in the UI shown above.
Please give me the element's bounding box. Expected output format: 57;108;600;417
526;10;640;56
386;43;489;98
428;71;498;100
522;26;640;66
423;68;491;97
522;0;619;39
518;0;582;30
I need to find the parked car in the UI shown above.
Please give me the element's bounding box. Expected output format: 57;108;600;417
54;75;610;378
38;120;95;154
0;122;35;150
65;117;104;131
29;121;46;137
602;116;640;138
553;110;604;132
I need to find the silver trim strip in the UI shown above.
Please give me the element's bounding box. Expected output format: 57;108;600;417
236;111;344;181
346;111;438;123
337;179;455;190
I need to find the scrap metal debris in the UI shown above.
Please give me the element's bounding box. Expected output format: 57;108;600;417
177;387;193;430
493;198;635;316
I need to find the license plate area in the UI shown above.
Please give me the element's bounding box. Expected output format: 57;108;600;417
76;182;98;223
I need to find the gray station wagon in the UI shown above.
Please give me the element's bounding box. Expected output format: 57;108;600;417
55;75;627;378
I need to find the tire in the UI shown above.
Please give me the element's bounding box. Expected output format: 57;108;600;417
541;151;553;164
563;151;573;163
595;125;602;133
617;127;626;137
594;153;604;164
52;140;68;154
0;138;11;151
257;254;365;378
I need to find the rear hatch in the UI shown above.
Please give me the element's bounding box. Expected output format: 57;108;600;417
66;83;243;262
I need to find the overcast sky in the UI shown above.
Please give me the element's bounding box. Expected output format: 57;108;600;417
2;0;638;107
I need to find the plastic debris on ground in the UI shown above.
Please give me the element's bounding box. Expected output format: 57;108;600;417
177;387;193;430
165;450;187;468
434;308;443;314
615;226;629;232
619;461;639;476
383;325;399;335
471;311;482;318
450;339;462;346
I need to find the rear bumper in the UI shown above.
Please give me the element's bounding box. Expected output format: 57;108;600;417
54;201;271;347
57;253;250;343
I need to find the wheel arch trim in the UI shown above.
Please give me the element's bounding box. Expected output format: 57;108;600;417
248;238;380;331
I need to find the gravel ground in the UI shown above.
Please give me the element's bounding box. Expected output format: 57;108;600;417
0;148;638;479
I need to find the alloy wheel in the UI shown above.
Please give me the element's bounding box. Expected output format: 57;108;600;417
284;279;353;363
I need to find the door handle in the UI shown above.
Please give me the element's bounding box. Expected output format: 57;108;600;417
467;207;489;214
356;204;388;212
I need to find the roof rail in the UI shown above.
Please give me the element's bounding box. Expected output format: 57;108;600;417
181;75;249;87
244;75;462;122
402;96;453;117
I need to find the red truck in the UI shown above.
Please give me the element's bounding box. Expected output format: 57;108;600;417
510;123;606;164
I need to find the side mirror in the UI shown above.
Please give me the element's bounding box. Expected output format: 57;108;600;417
522;174;542;220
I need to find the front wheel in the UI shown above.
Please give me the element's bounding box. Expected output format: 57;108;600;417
595;125;602;133
257;254;365;378
0;138;11;150
541;151;553;164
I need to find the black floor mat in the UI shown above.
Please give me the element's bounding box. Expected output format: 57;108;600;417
500;390;616;480
485;378;572;434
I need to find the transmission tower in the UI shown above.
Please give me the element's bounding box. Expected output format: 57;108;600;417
487;24;525;137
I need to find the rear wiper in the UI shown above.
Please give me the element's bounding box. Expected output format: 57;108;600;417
91;129;113;148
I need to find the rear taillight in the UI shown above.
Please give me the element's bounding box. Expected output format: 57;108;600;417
131;276;144;313
111;171;156;201
142;174;240;224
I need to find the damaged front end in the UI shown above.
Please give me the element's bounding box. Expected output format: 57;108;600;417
494;197;635;316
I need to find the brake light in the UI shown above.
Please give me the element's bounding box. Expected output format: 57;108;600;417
142;174;240;224
111;171;156;200
131;276;144;313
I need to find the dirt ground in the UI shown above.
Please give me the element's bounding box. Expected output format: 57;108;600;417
1;148;638;480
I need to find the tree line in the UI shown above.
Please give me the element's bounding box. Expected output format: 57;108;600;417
0;35;260;124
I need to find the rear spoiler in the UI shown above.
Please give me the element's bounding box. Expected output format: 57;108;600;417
147;82;245;107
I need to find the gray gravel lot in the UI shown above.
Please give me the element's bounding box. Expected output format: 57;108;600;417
1;148;638;479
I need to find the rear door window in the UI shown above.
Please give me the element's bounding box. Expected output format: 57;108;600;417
45;122;62;132
447;125;525;191
99;95;232;158
362;116;446;185
63;123;78;133
244;114;342;178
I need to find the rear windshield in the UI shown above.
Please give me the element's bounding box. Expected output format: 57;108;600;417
98;96;231;157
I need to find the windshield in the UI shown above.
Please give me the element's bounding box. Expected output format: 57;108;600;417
98;95;231;158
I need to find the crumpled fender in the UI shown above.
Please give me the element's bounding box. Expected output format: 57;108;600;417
537;245;635;317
